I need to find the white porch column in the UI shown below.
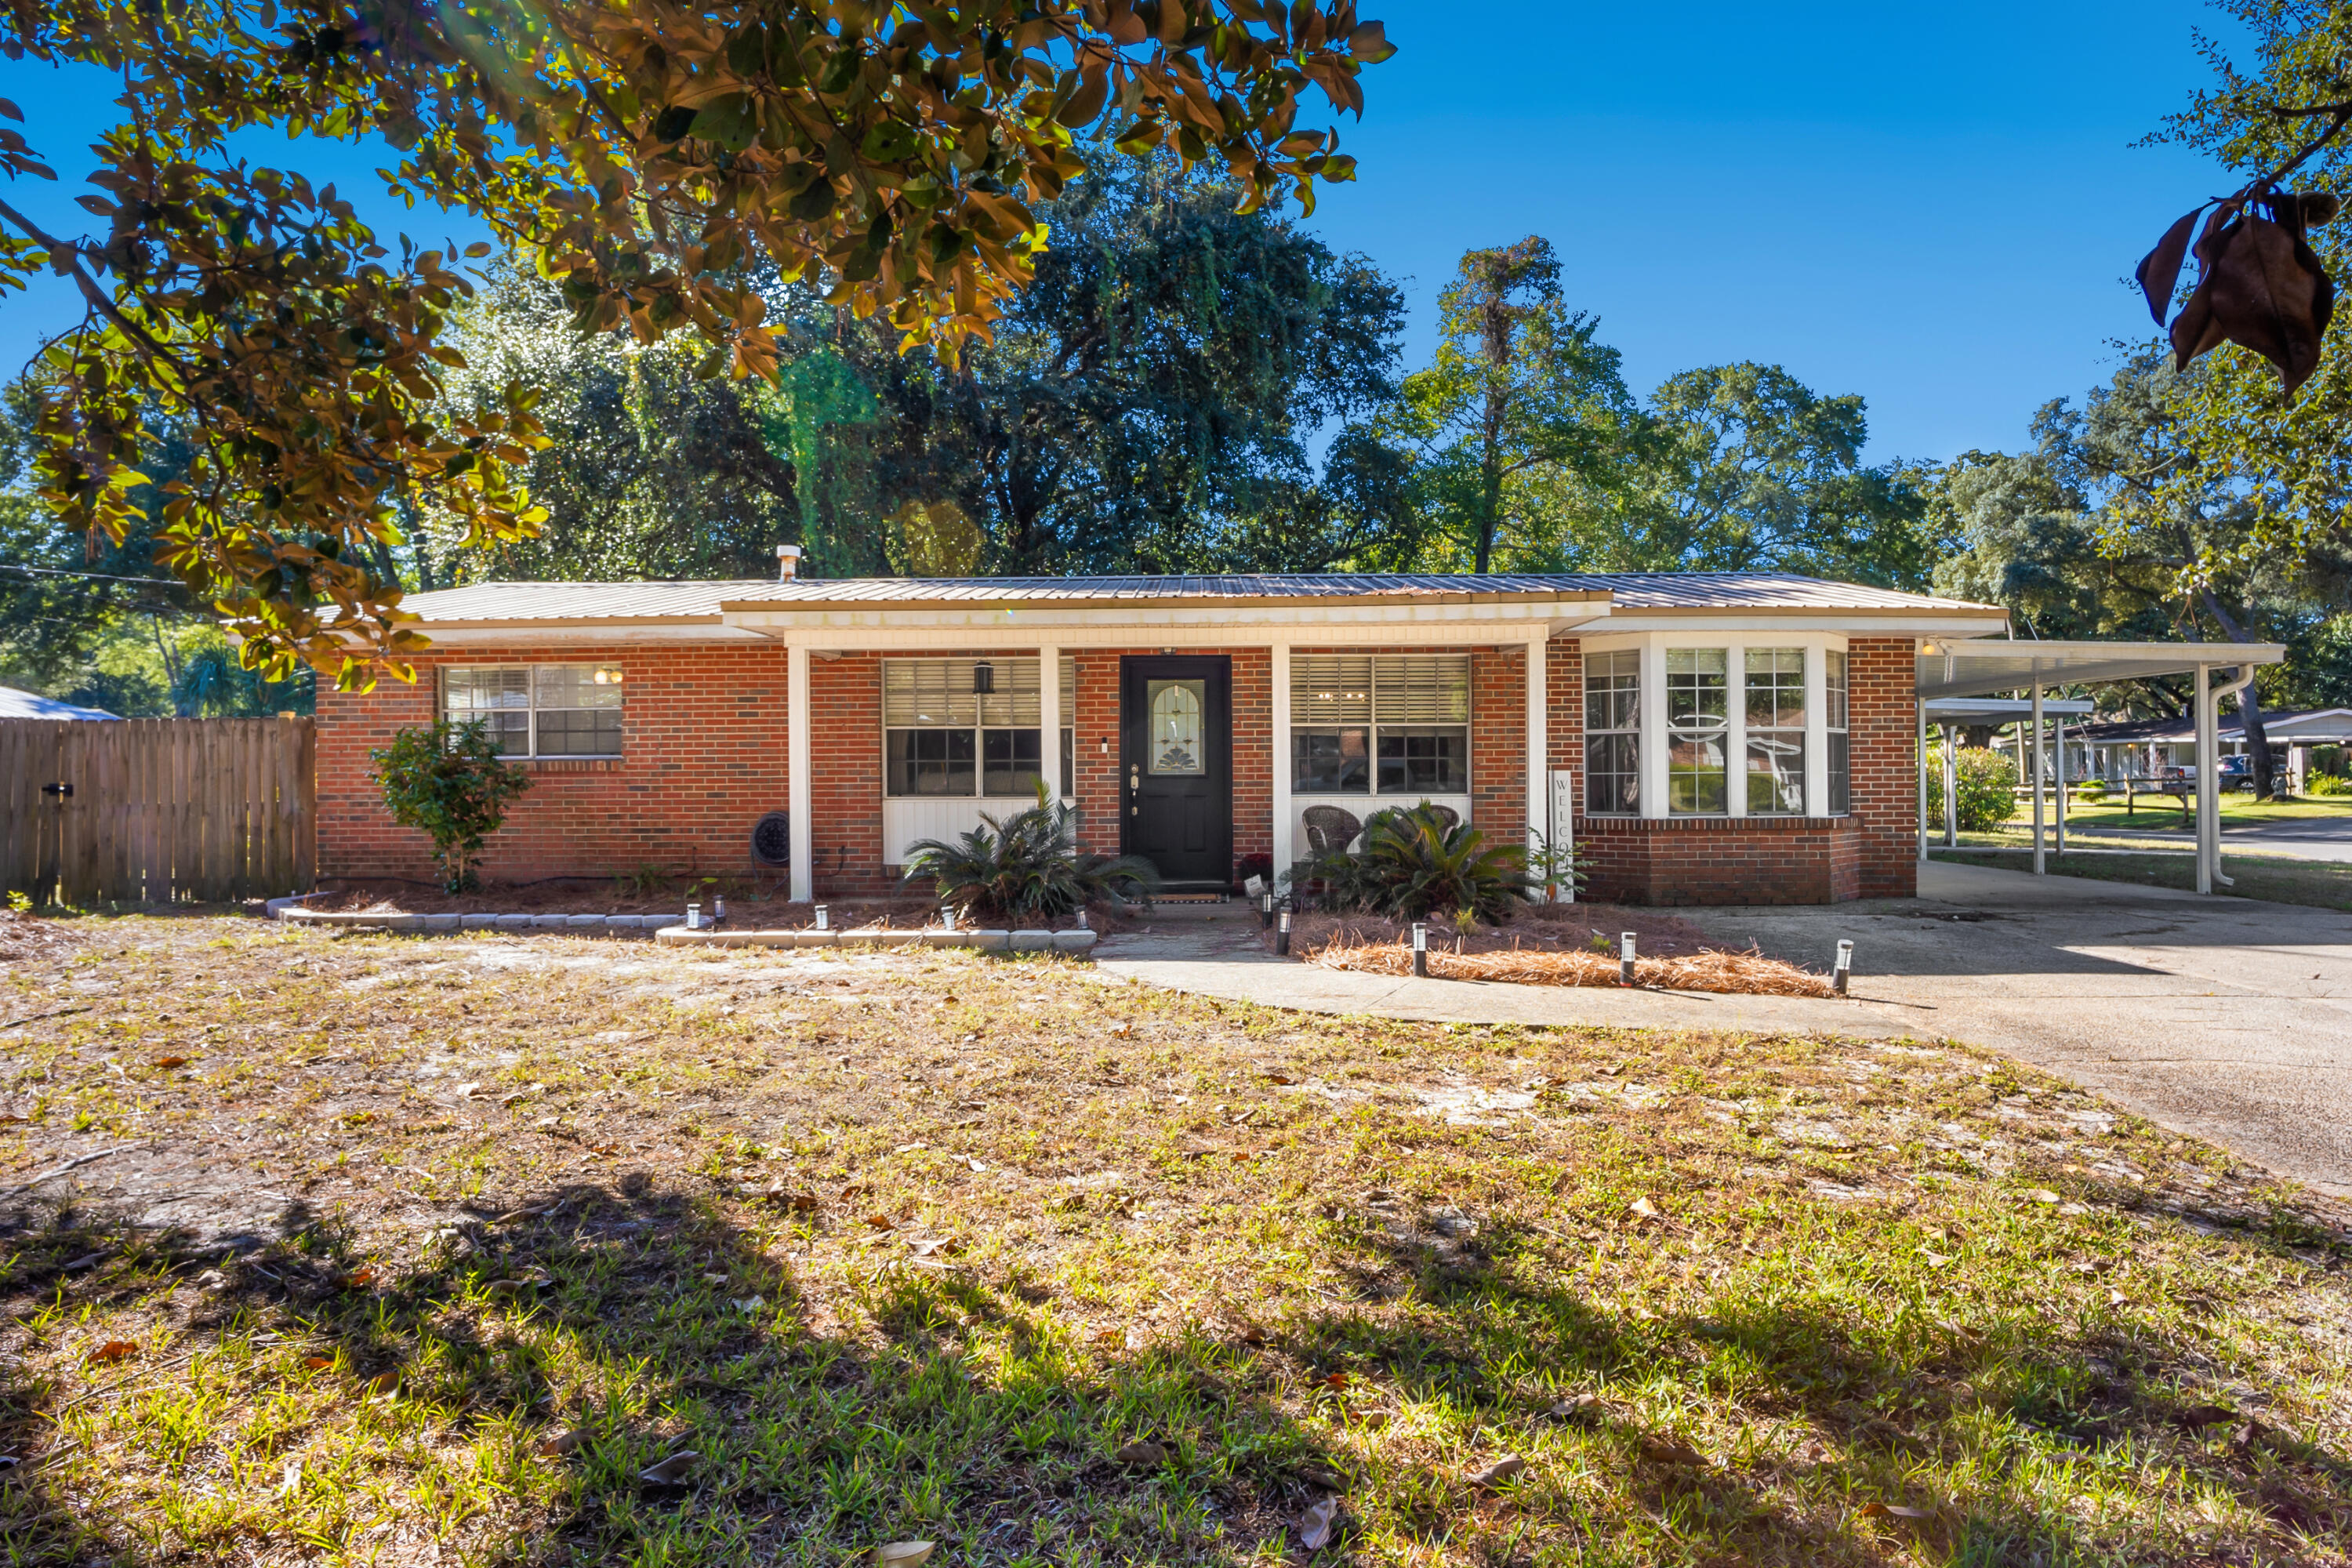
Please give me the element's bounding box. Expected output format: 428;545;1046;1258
1038;642;1062;804
1639;641;1669;817
1525;633;1548;858
1271;641;1293;880
2031;673;2045;877
1915;691;1928;861
2054;713;2067;853
788;643;813;904
1941;723;1958;849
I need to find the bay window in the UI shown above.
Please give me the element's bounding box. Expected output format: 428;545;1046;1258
1579;637;1852;820
1826;650;1851;815
444;664;623;758
883;656;1075;799
1584;648;1640;815
1291;655;1469;796
1666;648;1729;815
1744;648;1806;814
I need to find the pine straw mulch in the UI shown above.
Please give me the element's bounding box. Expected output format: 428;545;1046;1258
0;911;85;965
1279;905;1833;996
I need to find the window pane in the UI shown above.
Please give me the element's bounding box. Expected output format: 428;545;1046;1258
1669;733;1727;815
1376;728;1468;793
1373;655;1470;724
1584;648;1639;732
534;664;623;710
446;667;528;710
1585;732;1639;815
882;659;980;728
1060;728;1074;800
1145;679;1205;775
1828;731;1852;815
886;729;976;796
1824;650;1849;730
536;709;623;757
1292;656;1372;724
982;728;1043;796
975;659;1043;728
1744;648;1804;728
1746;735;1805;814
1294;728;1370;793
454;710;530;755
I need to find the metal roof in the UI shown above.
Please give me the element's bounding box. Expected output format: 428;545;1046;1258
0;684;120;720
397;572;2001;624
1923;696;2095;724
1914;638;2287;701
2074;708;2352;745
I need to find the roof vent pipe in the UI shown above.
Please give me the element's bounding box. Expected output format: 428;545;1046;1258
776;544;804;582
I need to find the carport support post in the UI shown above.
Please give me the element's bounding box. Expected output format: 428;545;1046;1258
1039;641;1063;804
789;644;813;905
1916;695;1928;862
1271;642;1294;879
2054;712;2067;853
1941;723;1958;848
2031;674;2045;877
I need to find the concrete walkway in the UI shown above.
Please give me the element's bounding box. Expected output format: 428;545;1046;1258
1094;862;2352;1198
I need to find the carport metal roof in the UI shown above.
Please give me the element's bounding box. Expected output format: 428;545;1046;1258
1915;638;2287;700
1923;696;2093;724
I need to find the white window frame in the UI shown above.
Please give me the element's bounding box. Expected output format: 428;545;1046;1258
441;663;624;760
1288;653;1473;799
1577;631;1850;819
881;656;1076;800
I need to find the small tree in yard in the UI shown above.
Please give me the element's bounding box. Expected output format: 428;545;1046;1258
1926;746;2020;834
370;720;532;893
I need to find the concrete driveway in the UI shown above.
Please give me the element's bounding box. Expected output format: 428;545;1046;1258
1684;861;2352;1198
2070;815;2352;862
1096;862;2352;1199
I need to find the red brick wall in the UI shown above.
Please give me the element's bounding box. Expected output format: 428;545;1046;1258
808;653;887;898
1468;644;1530;841
317;643;793;885
1849;636;1918;899
1575;816;1864;905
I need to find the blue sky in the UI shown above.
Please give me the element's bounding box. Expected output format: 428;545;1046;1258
0;1;2247;463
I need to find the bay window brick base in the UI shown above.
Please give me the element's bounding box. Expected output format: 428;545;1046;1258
1574;815;1863;906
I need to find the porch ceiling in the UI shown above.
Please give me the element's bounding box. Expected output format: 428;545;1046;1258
1915;639;2288;701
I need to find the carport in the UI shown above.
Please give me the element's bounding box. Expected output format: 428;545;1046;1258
1916;639;2287;893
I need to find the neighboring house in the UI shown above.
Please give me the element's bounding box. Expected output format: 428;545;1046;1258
315;572;2011;905
2075;708;2352;791
0;685;120;720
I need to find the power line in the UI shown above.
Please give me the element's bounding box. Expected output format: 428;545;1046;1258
0;561;180;586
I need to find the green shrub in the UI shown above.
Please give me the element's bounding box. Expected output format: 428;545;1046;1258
369;719;532;893
1307;803;1534;922
1923;746;2018;833
903;784;1158;922
2074;779;2109;801
2307;771;2352;797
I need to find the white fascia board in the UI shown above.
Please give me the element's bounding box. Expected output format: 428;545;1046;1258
405;623;769;646
1593;610;2009;637
724;601;1609;645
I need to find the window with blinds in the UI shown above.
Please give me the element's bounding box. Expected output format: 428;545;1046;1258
884;657;1075;798
444;664;622;757
1290;655;1469;795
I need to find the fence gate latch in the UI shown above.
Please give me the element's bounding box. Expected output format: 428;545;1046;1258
41;782;72;798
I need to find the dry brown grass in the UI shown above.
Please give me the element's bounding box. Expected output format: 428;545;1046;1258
0;915;2342;1565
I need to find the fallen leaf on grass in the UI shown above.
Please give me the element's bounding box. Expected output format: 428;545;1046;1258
1321;1371;1349;1391
84;1341;137;1366
1113;1439;1168;1467
874;1544;935;1568
733;1295;766;1312
1295;1496;1340;1551
1861;1501;1931;1521
1290;1465;1349;1490
365;1372;399;1399
1627;1197;1658;1220
1109;1022;1134;1038
1266;1073;1296;1085
906;1237;957;1258
639;1450;698;1486
2177;1403;2237;1431
303;1356;336;1371
1548;1392;1603;1423
151;1056;187;1070
1636;1435;1706;1468
863;1214;895;1231
536;1428;585;1458
2024;1188;2060;1204
333;1267;379;1290
1465;1454;1526;1486
1918;1249;1953;1269
702;1272;728;1285
279;1458;301;1497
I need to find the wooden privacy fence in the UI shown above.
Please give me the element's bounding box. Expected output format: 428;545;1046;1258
1;718;315;906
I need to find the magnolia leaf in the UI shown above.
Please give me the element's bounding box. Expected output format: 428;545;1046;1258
1636;1434;1705;1467
85;1341;138;1365
1295;1495;1340;1550
1548;1392;1604;1422
2024;1189;2060;1204
151;1055;187;1069
2136;207;2204;325
874;1543;935;1568
1627;1196;1658;1219
537;1428;586;1457
2177;1403;2236;1431
1465;1454;1525;1486
1113;1439;1168;1466
1347;21;1396;62
2188;214;2336;394
1861;1501;1931;1521
639;1450;699;1486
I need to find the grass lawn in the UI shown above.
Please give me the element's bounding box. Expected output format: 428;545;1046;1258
1999;793;2352;834
0;916;2346;1566
1936;838;2352;912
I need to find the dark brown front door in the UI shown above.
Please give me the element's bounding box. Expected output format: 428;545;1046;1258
1120;655;1232;886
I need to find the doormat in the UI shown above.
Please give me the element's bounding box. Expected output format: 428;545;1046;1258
1155;892;1230;905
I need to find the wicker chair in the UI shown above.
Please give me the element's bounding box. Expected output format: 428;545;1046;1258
1301;804;1363;855
1423;804;1461;833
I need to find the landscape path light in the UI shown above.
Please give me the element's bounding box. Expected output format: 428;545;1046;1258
1411;922;1428;978
686;902;702;931
1834;939;1854;996
1276;907;1291;957
814;905;829;931
1620;931;1637;988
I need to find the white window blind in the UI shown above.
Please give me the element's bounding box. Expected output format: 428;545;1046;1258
1373;655;1470;723
1291;655;1372;724
883;658;1050;728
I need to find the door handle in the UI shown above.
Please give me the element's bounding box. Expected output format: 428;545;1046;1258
1129;765;1140;815
42;782;72;798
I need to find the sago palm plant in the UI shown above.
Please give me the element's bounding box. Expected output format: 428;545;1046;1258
902;785;1159;922
1312;803;1534;922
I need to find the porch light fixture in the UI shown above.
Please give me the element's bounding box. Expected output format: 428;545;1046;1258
1619;931;1637;987
591;666;622;685
1834;939;1854;995
973;662;995;695
1410;922;1428;978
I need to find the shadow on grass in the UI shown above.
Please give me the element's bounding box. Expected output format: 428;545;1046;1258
0;1182;1352;1566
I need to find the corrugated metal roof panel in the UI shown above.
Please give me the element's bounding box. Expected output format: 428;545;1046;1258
398;572;1999;622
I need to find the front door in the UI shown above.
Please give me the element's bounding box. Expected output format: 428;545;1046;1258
1120;655;1232;887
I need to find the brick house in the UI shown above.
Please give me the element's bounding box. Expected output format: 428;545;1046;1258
315;572;2010;906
